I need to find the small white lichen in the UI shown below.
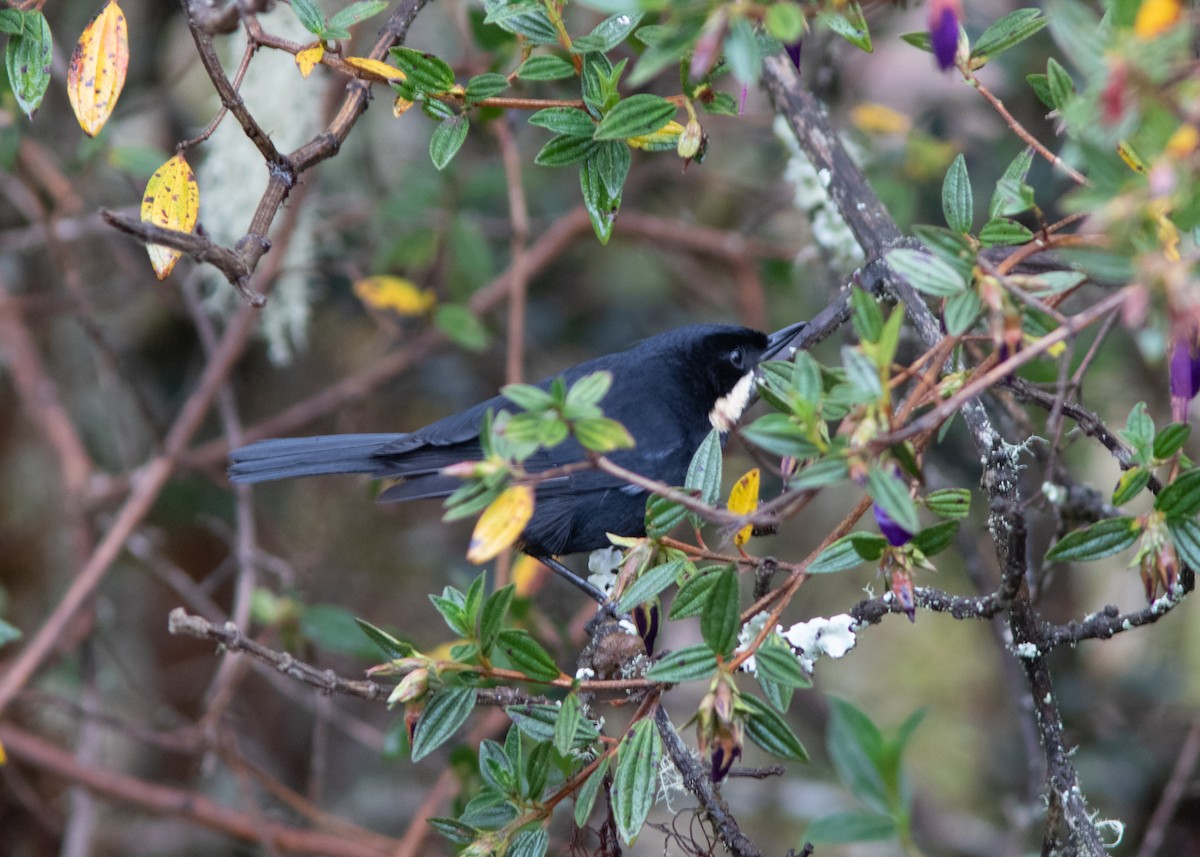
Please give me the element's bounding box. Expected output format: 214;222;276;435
1014;642;1040;659
575;667;595;681
586;546;623;596
734;611;773;673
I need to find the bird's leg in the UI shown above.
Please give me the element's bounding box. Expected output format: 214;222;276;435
532;552;609;605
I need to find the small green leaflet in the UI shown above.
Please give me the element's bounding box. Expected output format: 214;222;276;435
412;686;476;760
612;719;662;844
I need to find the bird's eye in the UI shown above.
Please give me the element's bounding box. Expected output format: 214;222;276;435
729;347;746;370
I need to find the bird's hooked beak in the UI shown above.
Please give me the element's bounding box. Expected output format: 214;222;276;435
761;320;808;363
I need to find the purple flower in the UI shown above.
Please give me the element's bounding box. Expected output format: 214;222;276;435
785;39;802;70
1169;332;1200;422
928;0;962;71
874;503;913;546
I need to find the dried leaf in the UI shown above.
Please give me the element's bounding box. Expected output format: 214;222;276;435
728;468;760;546
393;96;414;117
353;275;436;316
344;55;406;81
67;1;129;136
140;154;199;280
467;484;533;564
295;43;324;78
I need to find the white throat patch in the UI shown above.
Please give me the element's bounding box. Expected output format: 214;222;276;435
709;371;756;433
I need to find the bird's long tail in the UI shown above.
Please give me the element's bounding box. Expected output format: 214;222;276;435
227;434;403;483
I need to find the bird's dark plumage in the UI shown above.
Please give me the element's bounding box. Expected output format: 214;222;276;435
229;322;804;557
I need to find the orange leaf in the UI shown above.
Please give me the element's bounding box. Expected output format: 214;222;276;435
140;154;199;280
344;56;406;82
67;0;129;137
353;275;436;316
727;468;760;546
467;484;534;564
296;44;325;78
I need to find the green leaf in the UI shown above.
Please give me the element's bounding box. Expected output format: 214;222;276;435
594;94;676;141
1046;57;1074;109
534;134;598;167
754;635;812;689
989;148;1035;218
1111;467;1150;506
480;584;515;655
517;54;577;80
479;739;516;791
580;150;621;243
507;704;599;744
701;566;740;657
571;11;644;53
1027;72;1054;107
496;629;562;681
430;115;469;170
507;827;549;857
809;532;888;573
886;248;967;297
290;0;327;35
412;687;476;761
581;51;616;114
612;719;662;844
1153;423;1191;460
428;817;479;845
0;9;26;35
924;488;971;518
724;17;761;83
826;697;888;813
912;224;977;281
574;417;635;452
789;458;849;491
850;288;884;344
430;589;471;637
867;467;919;536
900;31;932;52
944;289;982;336
969;9;1048;65
1045;517;1141;562
301;604;382;655
1155;469;1200;519
435;304;490;351
617;557;688;614
1121;402;1155;457
465;72;509;104
668;568;722;619
554;693;583;756
644;642;719;682
842;347;882;398
819;1;872;52
573;756;610;826
942;154;973;234
1167;517;1200;571
528;106;596;137
0;617;22;648
646;494;688;539
354;618;415;659
741;413;820;458
503;382;556;412
742;695;808;762
7;11;52;119
806;811;897;843
765;2;806;43
591;140;631;200
482;0;559;43
328;0;388;32
391;46;457;98
685;428;723;513
979;217;1034;247
909;520;959;556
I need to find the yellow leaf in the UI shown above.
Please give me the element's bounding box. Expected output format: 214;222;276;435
467;484;534;564
851;103;911;135
0;736;6;765
140;153;199;280
353;275;436;316
1165;124;1198;159
344;56;407;81
427;639;470;660
1117;140;1148;174
627;120;685;150
1151;200;1181;262
727;468;760;546
67;0;129;137
296;44;325;78
1134;0;1181;38
393;96;414;117
512;554;550;597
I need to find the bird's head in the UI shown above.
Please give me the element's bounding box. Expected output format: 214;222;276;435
667;321;806;433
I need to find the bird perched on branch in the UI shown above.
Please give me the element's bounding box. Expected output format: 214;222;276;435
228;322;805;564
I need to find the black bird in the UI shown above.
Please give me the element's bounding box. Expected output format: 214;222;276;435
228;322;805;562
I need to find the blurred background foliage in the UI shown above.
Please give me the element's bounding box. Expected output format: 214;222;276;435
1;0;1199;855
